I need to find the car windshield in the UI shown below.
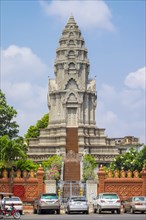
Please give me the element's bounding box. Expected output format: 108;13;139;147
71;197;86;201
102;194;118;199
4;197;21;202
41;194;58;199
134;197;146;202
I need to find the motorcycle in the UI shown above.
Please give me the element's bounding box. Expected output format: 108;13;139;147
0;203;21;219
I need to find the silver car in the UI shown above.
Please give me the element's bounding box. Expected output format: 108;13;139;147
93;192;121;214
123;196;146;214
66;196;89;214
33;193;60;214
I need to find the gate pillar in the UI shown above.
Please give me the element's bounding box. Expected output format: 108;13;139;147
45;180;57;194
86;180;97;203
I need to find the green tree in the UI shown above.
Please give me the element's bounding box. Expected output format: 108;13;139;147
109;147;145;172
25;113;49;138
137;145;146;168
25;125;39;138
82;155;97;181
15;159;38;171
0;90;19;139
0;135;27;168
42;155;62;180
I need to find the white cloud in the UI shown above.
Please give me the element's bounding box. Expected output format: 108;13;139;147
96;68;145;143
39;0;115;31
124;67;145;90
1;45;49;136
1;45;48;84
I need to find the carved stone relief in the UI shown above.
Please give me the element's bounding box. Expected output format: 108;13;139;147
65;79;78;90
64;150;81;162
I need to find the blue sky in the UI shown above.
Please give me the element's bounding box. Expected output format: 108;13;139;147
1;0;145;144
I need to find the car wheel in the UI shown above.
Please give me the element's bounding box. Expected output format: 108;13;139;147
57;209;60;214
19;210;23;215
13;211;21;219
130;207;134;214
0;213;4;219
123;206;126;213
97;206;101;214
67;208;70;214
93;205;97;213
37;207;42;214
33;208;37;214
117;209;121;214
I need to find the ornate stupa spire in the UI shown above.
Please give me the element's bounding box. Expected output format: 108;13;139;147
48;16;97;128
54;15;90;92
67;15;77;25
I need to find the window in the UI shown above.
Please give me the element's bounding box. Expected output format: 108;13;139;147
68;50;74;56
134;197;145;202
71;197;86;202
102;194;119;199
69;40;74;46
41;194;58;199
69;62;75;69
69;32;74;37
4;197;21;202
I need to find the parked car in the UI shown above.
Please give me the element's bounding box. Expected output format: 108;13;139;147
1;196;23;215
33;193;60;214
93;192;121;214
66;196;89;214
123;196;146;214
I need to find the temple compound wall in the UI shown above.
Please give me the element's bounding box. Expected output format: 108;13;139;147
0;167;44;203
0;166;146;204
98;167;146;201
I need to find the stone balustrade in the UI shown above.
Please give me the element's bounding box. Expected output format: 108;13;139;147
98;167;146;201
0;167;44;202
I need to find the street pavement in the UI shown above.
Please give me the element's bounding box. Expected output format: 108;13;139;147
20;213;146;220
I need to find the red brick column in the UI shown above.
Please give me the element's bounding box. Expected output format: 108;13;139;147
37;166;45;196
97;167;106;194
141;168;146;196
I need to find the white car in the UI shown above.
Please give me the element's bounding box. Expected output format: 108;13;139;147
1;196;23;215
66;196;89;214
93;192;121;214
